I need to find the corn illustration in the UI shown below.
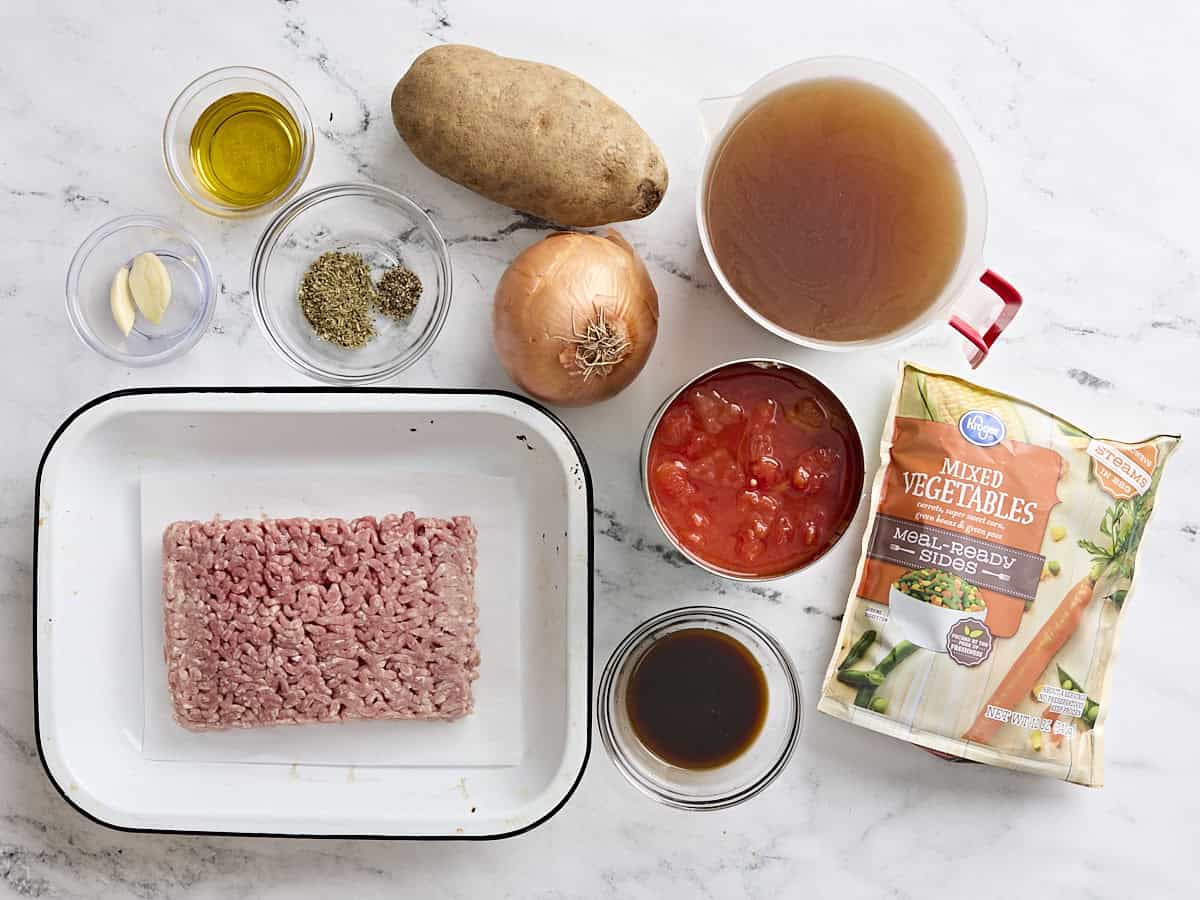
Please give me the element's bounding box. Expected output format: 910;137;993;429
915;371;1028;442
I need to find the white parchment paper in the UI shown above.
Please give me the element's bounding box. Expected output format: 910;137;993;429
140;471;524;767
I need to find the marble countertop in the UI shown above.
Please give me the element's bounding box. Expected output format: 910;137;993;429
3;0;1198;896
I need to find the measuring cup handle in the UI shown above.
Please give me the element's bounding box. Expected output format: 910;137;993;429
948;270;1023;368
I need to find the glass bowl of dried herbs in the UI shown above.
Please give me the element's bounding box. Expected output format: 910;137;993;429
251;182;452;384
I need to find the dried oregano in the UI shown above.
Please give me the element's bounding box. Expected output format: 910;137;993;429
298;251;377;349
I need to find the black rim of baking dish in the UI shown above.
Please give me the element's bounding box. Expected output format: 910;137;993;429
32;386;595;841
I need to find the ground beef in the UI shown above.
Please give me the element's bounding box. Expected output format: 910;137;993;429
162;513;478;732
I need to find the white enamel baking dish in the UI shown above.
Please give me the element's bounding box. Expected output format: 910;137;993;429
34;389;592;838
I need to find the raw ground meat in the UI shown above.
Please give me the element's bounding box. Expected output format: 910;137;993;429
162;513;479;732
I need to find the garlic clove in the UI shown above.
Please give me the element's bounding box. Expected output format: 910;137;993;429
110;265;135;336
129;252;172;325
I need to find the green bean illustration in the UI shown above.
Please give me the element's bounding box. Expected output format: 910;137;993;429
852;641;921;709
838;630;877;671
837;669;885;688
876;641;919;677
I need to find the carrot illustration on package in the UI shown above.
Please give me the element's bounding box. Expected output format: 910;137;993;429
963;482;1156;746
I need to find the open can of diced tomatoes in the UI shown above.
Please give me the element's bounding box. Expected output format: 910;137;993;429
640;359;866;582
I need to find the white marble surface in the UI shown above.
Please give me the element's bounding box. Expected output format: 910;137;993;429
2;0;1198;895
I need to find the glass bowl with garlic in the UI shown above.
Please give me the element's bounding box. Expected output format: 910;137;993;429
66;215;215;366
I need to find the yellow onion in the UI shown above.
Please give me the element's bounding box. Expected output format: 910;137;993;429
493;229;659;407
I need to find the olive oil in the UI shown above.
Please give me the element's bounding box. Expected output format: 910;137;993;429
188;92;303;207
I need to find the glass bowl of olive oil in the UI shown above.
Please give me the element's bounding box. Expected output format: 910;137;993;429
163;66;314;218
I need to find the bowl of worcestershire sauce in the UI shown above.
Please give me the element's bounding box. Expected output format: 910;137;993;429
598;607;801;809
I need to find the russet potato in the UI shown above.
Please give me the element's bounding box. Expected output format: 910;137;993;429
391;45;668;227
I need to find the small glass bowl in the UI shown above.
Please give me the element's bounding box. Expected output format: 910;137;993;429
65;215;215;366
598;606;802;810
162;66;314;218
251;182;453;385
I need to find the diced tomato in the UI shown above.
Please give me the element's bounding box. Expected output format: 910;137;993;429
657;407;695;448
804;446;841;475
795;449;837;494
747;430;774;460
691;455;717;484
688;389;716;414
786;397;827;430
736;490;779;519
749;398;779;426
654;460;693;500
749;455;783;487
692;448;738;486
689;388;743;434
802;521;820;545
749;516;771;539
735;530;765;563
772;514;796;544
684;431;713;460
719;458;745;488
791;464;812;493
687;509;710;530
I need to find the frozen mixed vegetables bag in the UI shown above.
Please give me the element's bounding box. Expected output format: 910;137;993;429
818;362;1179;786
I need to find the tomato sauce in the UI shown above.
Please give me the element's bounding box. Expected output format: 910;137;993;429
647;363;863;577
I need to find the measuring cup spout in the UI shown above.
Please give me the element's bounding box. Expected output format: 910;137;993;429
697;95;740;142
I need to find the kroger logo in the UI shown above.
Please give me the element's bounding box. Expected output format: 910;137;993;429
959;411;1006;447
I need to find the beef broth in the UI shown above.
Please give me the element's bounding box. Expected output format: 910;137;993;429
704;78;967;342
627;628;767;769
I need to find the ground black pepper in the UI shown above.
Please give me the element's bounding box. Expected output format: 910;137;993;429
376;266;422;321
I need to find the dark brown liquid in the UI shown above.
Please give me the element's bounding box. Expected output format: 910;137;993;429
627;628;767;769
705;78;966;342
